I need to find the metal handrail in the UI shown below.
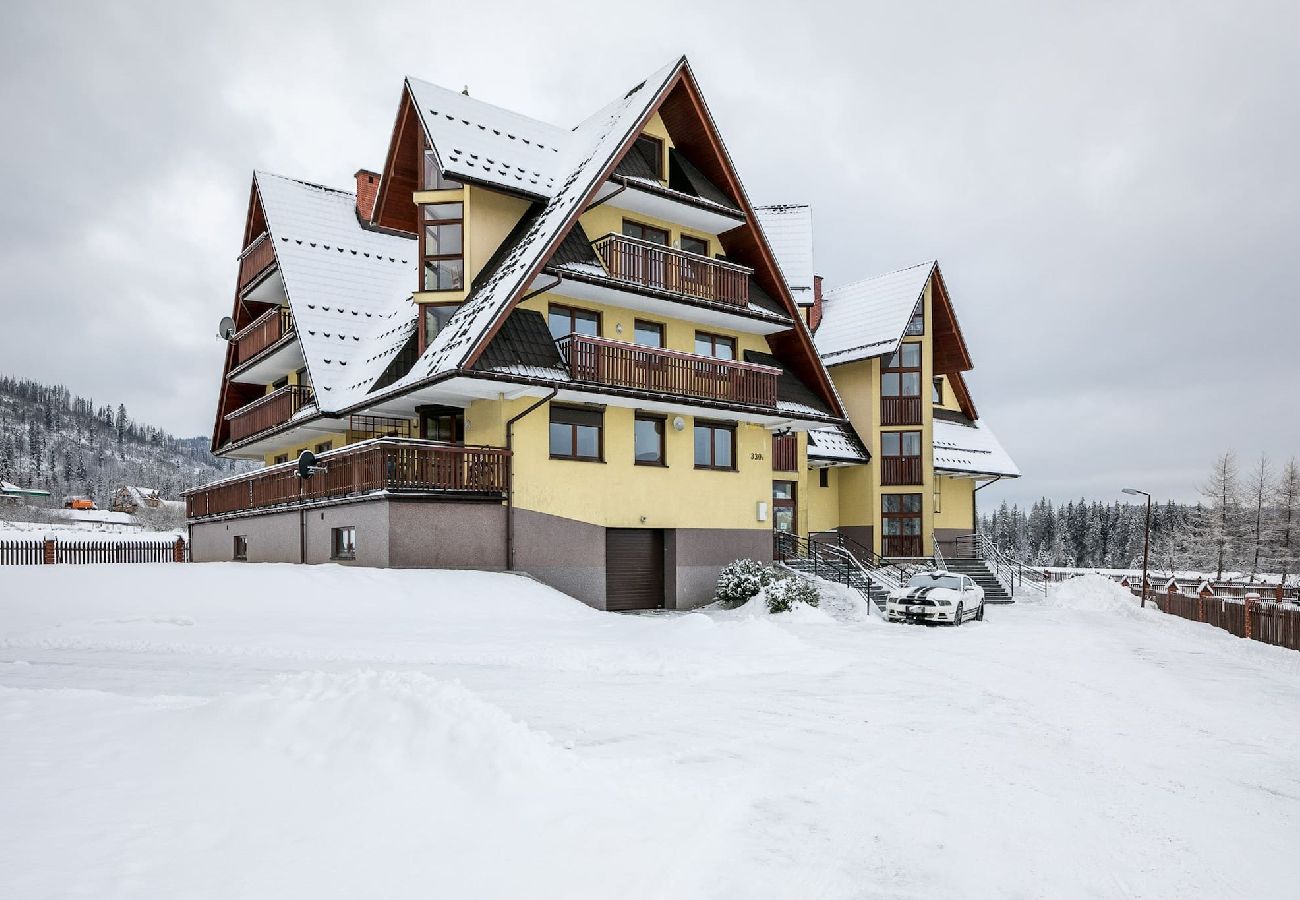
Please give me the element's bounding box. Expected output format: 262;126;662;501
809;530;924;589
932;533;946;570
954;532;1047;597
773;532;884;618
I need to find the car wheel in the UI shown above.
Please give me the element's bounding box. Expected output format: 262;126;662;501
954;603;964;627
976;602;985;622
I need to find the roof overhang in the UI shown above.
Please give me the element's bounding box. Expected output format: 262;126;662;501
594;177;745;233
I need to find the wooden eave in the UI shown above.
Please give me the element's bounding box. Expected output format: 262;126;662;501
371;84;423;235
948;370;978;420
930;264;973;376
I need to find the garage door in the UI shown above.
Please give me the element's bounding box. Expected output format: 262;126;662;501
605;528;665;611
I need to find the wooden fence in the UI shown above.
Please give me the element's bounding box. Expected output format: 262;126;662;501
0;536;187;566
1156;591;1300;653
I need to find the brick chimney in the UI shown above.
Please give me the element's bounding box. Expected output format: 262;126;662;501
354;169;381;223
808;274;824;332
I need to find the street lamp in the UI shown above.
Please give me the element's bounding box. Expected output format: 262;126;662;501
1122;488;1152;608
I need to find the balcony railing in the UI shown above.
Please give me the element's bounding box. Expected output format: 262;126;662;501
557;334;779;408
772;433;798;472
592;233;750;307
186;438;510;519
881;396;923;426
238;232;277;293
233;306;295;367
881;456;923;485
225;385;315;444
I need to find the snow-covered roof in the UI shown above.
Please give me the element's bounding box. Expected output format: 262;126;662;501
806;425;869;463
754;204;814;306
254;172;417;412
0;480;50;496
933;415;1019;478
815;261;934;366
377;58;685;398
406;77;572;198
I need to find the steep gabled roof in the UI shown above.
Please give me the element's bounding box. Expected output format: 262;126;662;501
404;78;571;198
932;409;1019;478
252;172;417;412
754;204;815;306
815;261;934;366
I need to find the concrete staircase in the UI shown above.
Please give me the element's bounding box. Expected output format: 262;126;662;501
942;557;1014;604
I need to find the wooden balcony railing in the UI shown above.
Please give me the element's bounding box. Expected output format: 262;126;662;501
881;456;923;485
233;306;294;366
238;232;277;292
881;396;923;426
556;334;779;408
225;385;315;444
592;233;751;307
186;439;511;519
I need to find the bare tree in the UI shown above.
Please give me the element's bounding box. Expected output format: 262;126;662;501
1243;453;1272;581
1193;451;1242;580
1274;458;1300;586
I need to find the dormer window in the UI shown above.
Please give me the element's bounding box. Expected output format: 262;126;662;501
422;150;463;191
421;202;464;291
632;134;664;180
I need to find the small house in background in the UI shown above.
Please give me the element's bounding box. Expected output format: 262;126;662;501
111;486;182;515
1;481;52;504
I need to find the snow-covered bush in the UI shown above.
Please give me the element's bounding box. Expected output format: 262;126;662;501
761;572;820;614
714;558;776;608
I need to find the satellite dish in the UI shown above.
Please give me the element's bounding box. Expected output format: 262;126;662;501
217;316;236;341
297;450;327;480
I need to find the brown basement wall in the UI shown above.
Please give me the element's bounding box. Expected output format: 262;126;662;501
190;498;771;611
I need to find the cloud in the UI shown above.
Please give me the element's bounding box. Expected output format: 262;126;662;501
2;0;1296;506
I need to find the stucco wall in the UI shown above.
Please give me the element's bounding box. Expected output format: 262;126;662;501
388;498;506;569
667;527;772;610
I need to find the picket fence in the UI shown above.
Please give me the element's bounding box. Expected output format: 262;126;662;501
0;536;187;566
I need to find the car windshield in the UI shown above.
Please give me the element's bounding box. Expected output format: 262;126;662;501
906;573;961;590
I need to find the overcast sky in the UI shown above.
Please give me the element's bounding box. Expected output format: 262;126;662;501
3;0;1297;509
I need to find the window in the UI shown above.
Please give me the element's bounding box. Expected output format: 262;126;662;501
932;376;944;405
819;468;830;488
314;441;332;454
632;134;664;179
331;526;356;560
549;405;603;461
694;331;736;360
421;202;464;291
881;493;923;557
905;300;924;336
296;367;312;389
881;342;922;425
271;376;289;391
881;431;922;485
633;320;664;348
548;304;601;340
422;150;463;191
622;219;670;246
634;414;665;466
273;454;289;465
423;303;461;348
233;535;248;561
680;235;708;257
694;421;735;470
419;405;464;443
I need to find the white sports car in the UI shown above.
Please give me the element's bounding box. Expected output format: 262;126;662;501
886;571;985;625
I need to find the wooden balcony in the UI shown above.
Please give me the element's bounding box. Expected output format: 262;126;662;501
238;232;277;293
881;396;923;426
225;385;315;444
881;456;923;485
593;233;750;307
233;306;294;367
556;334;779;408
186;439;510;519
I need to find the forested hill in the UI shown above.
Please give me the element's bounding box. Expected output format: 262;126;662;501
0;375;251;505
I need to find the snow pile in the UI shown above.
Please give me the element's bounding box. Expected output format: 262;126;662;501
1043;573;1152;617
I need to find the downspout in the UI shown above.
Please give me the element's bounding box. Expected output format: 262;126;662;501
972;475;1003;535
505;389;558;570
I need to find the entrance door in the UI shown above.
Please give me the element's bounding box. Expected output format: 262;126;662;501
772;480;797;536
881;493;922;557
419;405;464;443
605;528;665;611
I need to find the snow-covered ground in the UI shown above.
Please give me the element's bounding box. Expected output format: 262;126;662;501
2;566;1299;898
